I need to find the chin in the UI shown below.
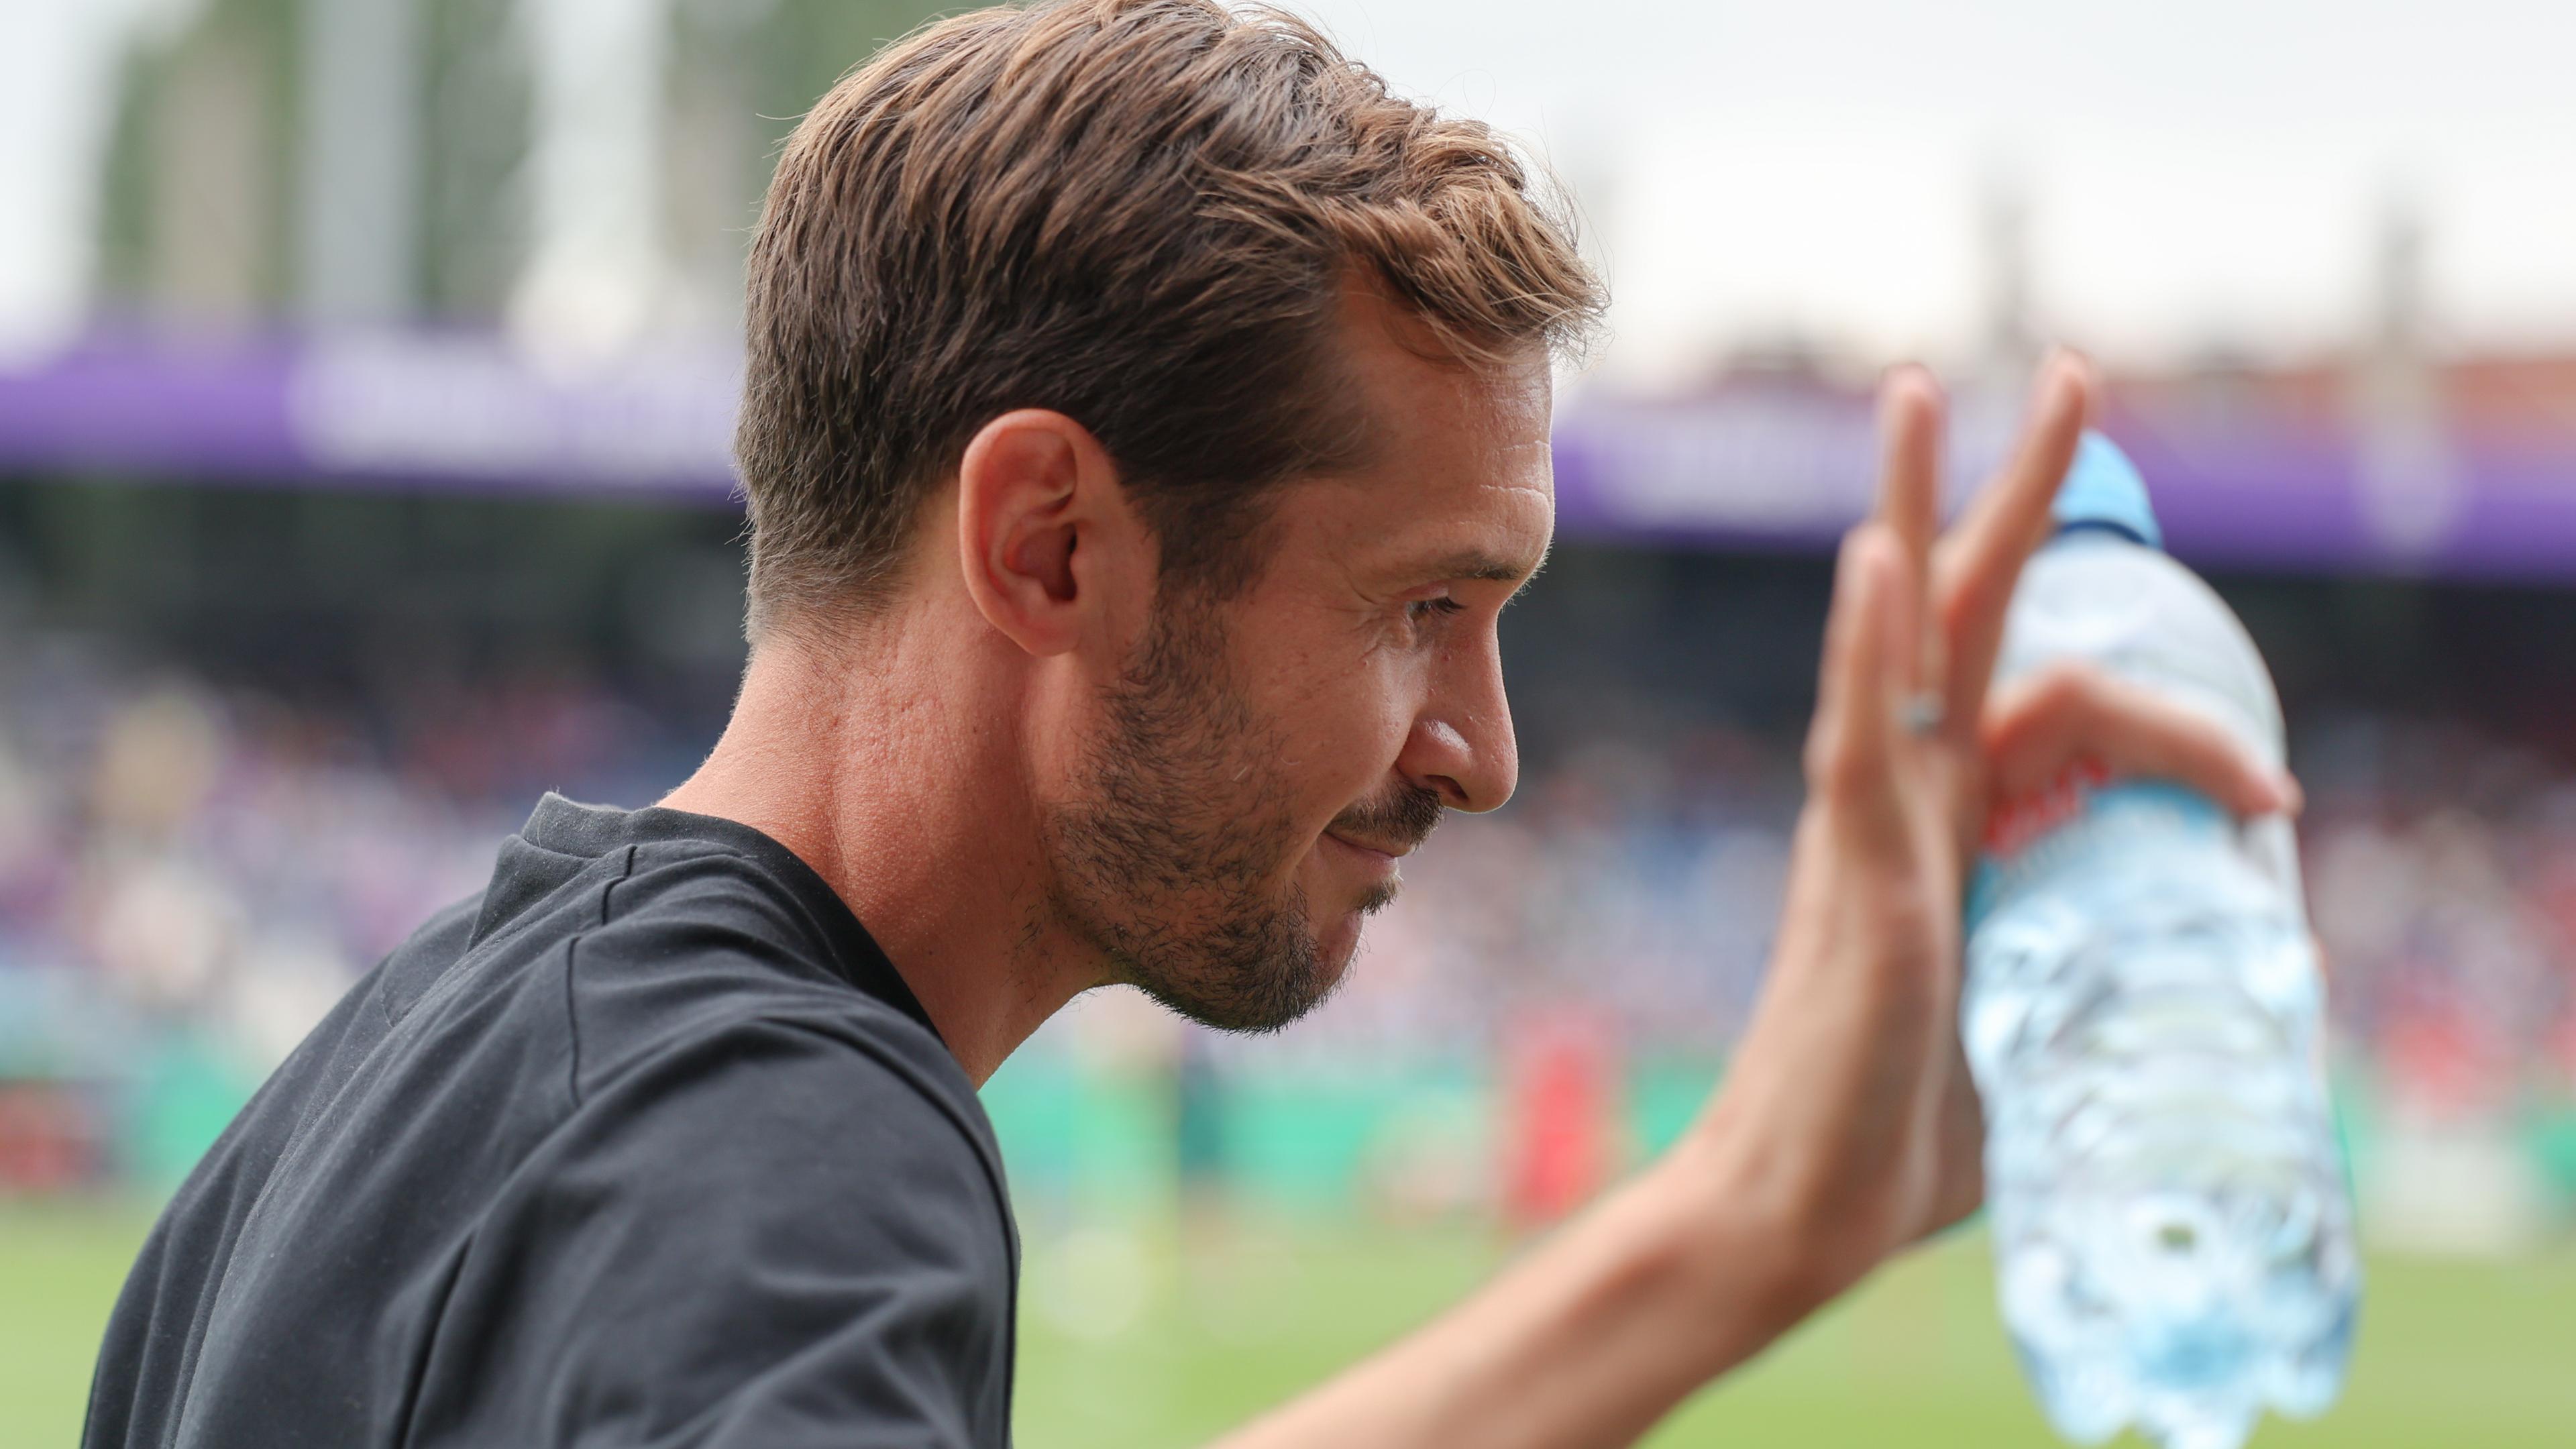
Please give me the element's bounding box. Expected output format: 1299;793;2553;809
1313;911;1367;983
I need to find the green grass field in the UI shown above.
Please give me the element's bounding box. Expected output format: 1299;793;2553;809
1013;1218;2576;1449
8;1202;2571;1448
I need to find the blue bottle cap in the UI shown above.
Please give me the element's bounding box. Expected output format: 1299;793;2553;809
2051;431;2162;551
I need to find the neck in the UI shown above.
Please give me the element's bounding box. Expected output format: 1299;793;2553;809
659;616;1099;1084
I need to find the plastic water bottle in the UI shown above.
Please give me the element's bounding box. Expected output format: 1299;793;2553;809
1962;434;2359;1449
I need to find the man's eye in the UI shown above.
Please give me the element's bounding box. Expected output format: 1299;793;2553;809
1406;596;1466;624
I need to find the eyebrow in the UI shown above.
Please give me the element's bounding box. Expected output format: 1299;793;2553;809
1417;545;1550;594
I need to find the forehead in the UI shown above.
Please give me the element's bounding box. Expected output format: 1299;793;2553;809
1282;292;1556;577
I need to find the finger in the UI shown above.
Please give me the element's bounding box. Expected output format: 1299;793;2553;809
1981;664;2301;818
1804;524;1909;806
1934;352;2095;730
1874;367;1945;692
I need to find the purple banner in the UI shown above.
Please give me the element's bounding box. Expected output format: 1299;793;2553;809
5;335;2575;580
0;333;739;502
0;339;303;482
1537;388;2576;582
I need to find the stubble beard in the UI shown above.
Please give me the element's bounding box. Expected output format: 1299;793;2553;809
1044;602;1347;1034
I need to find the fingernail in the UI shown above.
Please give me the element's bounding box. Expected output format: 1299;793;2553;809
1880;364;1940;414
2274;771;2305;816
2040;347;2095;398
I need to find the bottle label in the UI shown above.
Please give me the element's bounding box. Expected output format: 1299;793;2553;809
1966;771;2234;932
1980;757;2114;859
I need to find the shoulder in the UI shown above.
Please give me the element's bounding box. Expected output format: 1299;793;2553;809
561;951;1006;1235
557;1011;1011;1247
425;1016;1019;1449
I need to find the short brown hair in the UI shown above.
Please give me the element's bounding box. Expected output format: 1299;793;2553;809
735;0;1603;637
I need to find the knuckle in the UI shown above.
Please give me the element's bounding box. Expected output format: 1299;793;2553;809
1985;664;2100;751
1937;570;1993;635
2028;662;2099;715
1803;729;1873;800
1804;731;1866;798
1802;729;1837;786
1831;752;1900;818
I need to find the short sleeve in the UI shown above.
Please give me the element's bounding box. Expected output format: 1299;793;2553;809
400;1015;1016;1449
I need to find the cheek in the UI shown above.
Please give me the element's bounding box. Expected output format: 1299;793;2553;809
1256;647;1417;818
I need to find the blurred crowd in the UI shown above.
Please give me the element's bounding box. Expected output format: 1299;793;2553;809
0;635;697;1187
2302;718;2576;1112
2;633;2571;1243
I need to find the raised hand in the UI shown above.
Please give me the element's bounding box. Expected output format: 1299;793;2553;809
1688;354;2297;1312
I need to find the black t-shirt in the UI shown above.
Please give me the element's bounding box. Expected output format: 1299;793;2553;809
84;795;1018;1448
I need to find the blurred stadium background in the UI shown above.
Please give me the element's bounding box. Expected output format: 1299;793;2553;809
3;1;2574;1446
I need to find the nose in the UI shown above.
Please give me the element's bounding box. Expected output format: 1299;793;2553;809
1397;637;1518;813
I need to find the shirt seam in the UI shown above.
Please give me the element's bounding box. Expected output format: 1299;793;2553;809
562;843;639;1112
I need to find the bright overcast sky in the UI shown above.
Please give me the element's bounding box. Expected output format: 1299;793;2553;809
5;0;2571;381
1295;0;2576;380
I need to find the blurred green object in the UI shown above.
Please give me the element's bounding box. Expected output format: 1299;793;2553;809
5;1203;2571;1449
1627;1055;1725;1159
123;1032;258;1193
985;1052;1497;1217
2531;1105;2576;1207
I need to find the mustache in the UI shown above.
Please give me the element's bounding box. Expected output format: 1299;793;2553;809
1328;781;1447;853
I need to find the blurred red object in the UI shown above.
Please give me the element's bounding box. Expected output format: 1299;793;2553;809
0;1081;103;1194
2383;996;2511;1120
1501;1009;1618;1228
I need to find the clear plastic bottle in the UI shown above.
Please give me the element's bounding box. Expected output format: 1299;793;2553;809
1962;434;2360;1449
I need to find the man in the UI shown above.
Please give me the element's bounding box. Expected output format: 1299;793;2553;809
85;3;2296;1446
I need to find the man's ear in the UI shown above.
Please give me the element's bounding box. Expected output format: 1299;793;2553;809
954;409;1148;658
